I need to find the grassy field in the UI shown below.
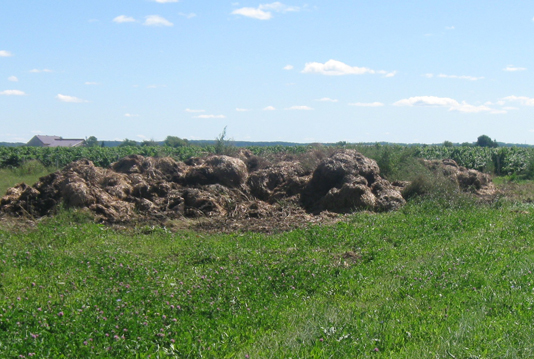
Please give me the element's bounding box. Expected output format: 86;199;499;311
1;195;534;358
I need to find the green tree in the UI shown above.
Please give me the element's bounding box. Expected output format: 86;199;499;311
164;136;189;148
140;139;159;147
119;138;139;147
85;136;99;147
443;140;454;147
476;135;498;148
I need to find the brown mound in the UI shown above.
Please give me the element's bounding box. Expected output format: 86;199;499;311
422;159;498;199
4;151;499;231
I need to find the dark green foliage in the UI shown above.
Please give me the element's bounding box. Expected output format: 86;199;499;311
163;136;189;148
84;136;99;147
119;138;139;147
476;134;498;148
140;139;158;147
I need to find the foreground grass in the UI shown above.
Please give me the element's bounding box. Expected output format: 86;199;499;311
1;199;534;358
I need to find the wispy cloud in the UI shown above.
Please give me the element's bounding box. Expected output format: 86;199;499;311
56;94;88;103
232;2;300;20
315;97;338;102
445;26;455;30
302;59;395;77
194;114;226;119
263;106;276;111
185;108;205;113
393;96;504;114
113;15;136;23
425;73;484;81
30;69;53;73
349;102;384;107
144;15;173;27
125;113;140;117
8;76;18;82
0;50;13;57
502;96;534;106
179;12;197;19
283;65;294;70
0;90;26;96
286;105;313;110
503;65;526;72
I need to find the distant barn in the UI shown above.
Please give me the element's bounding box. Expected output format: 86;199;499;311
27;135;85;147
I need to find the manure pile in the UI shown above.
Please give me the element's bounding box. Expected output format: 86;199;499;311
0;150;496;232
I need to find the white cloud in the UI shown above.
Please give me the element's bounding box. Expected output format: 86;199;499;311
502;95;534;106
144;15;173;27
147;84;167;89
286;105;313;110
0;90;26;96
8;76;18;82
302;59;394;77
232;7;272;20
315;97;338;102
125;113;140;117
232;2;300;20
283;65;294;70
56;94;88;103
85;82;99;85
29;69;53;73
445;26;455;30
113;15;136;23
194;114;226;119
393;96;504;114
349;102;384;107
452;102;505;114
0;50;13;57
179;12;197;19
436;73;484;81
236;108;250;112
259;2;300;12
185;108;205;113
393;96;459;108
423;73;434;78
503;65;526;72
263;106;276;111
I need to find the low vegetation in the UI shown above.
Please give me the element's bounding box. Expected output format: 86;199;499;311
1;196;534;358
1;146;534;357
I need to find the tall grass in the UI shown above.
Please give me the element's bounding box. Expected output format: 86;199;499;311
0;160;56;197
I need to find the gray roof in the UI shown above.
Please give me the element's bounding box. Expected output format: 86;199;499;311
28;135;85;147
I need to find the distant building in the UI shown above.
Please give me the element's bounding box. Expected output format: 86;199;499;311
27;135;85;148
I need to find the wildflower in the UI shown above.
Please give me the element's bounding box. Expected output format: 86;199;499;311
374;348;380;352
57;312;64;317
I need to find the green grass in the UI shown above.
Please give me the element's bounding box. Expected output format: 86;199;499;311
0;161;56;197
1;199;534;358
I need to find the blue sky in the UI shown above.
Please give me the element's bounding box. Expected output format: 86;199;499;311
1;1;534;144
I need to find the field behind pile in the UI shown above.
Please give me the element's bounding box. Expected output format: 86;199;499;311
1;198;534;358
